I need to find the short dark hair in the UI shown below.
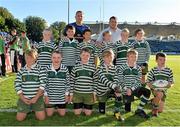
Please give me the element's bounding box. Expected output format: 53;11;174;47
83;29;91;35
156;52;166;60
109;16;117;21
134;28;145;36
76;10;83;15
64;25;76;36
80;47;91;55
66;25;75;32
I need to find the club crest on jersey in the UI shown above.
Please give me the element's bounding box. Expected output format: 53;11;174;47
22;76;26;82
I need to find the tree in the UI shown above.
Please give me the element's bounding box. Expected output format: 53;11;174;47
0;7;14;19
0;16;5;27
0;7;25;32
50;21;66;42
5;18;26;32
24;16;47;42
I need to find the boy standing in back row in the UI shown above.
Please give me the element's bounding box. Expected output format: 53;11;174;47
77;29;98;66
36;28;57;69
131;28;151;85
59;25;79;73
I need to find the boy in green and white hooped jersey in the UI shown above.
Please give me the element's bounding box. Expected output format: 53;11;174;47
36;28;58;69
14;49;46;121
118;49;151;119
131;28;151;85
95;49;124;121
114;28;132;66
77;29;98;66
44;51;70;117
98;31;115;66
59;25;79;73
147;52;174;117
69;48;96;116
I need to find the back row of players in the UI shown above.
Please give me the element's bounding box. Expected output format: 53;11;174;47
11;16;173;121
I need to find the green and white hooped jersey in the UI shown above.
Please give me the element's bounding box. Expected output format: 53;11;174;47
14;63;46;99
36;41;57;68
45;64;70;104
114;40;132;66
59;38;78;67
98;41;115;65
77;41;98;65
70;63;96;94
95;64;121;96
131;39;151;64
118;63;142;91
147;66;174;83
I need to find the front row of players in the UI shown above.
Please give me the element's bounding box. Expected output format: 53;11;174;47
14;48;174;121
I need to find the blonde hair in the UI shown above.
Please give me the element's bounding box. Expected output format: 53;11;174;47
25;49;38;60
127;49;138;57
121;28;130;34
102;49;114;58
103;30;111;37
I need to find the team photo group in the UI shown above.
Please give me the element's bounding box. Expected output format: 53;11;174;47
0;10;174;122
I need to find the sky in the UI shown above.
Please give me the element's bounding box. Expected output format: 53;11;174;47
0;0;180;25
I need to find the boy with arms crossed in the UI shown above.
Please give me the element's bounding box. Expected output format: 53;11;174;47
59;25;79;73
131;28;151;85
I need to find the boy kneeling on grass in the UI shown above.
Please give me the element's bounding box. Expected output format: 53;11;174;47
118;49;151;119
95;49;124;121
44;50;70;117
147;52;174;117
14;49;46;121
69;48;96;116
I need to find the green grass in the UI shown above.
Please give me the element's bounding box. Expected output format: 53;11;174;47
0;55;180;126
